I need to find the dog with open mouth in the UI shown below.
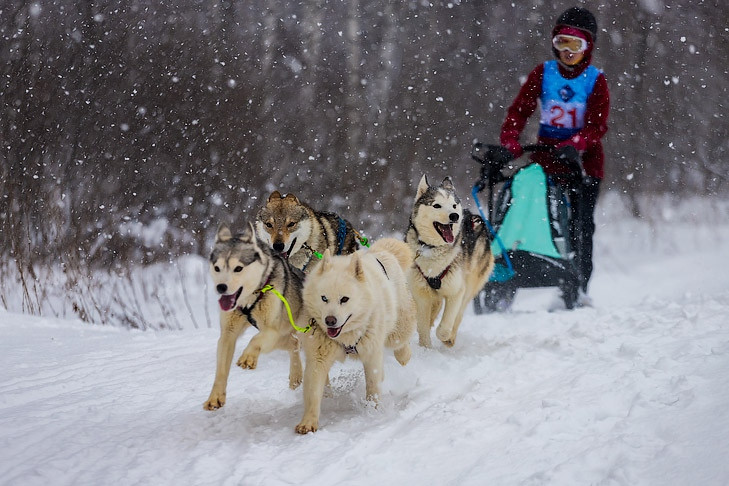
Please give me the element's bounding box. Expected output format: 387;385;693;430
203;223;306;411
406;175;495;348
255;191;362;274
295;238;416;434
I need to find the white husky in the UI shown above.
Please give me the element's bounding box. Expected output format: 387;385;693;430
295;238;416;434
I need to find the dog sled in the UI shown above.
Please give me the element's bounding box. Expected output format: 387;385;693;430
471;143;584;313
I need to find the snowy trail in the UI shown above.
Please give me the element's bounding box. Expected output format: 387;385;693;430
2;197;729;485
2;291;729;485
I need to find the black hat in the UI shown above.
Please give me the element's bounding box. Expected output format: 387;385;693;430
555;7;598;41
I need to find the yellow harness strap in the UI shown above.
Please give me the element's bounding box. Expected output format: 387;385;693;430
258;285;310;333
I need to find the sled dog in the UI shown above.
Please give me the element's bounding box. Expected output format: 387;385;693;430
295;238;417;434
406;175;494;348
204;223;305;411
255;191;361;274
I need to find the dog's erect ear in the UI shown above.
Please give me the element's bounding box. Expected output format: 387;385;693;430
216;224;233;243
283;193;300;203
246;222;267;258
319;249;333;273
441;177;455;192
245;222;259;245
268;191;282;201
415;174;430;201
351;252;365;282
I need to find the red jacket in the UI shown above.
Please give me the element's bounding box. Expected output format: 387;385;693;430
500;62;610;179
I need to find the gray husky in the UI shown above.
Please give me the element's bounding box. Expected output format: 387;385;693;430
255;191;362;274
204;223;306;411
406;175;495;348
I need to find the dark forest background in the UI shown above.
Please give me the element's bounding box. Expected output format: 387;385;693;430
1;0;728;320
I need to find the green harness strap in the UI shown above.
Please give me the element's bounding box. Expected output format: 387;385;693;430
258;284;310;333
304;228;370;263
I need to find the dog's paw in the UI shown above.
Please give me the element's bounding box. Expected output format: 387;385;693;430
394;345;412;366
441;338;456;348
418;335;433;348
237;353;258;370
295;422;318;434
203;394;226;410
289;373;303;390
365;393;380;406
435;324;453;343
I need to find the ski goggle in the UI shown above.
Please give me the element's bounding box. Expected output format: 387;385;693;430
552;34;588;53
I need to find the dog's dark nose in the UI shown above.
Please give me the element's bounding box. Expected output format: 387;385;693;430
325;316;337;327
216;284;227;294
449;212;460;222
273;242;285;252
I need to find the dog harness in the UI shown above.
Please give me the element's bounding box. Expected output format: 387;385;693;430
343;341;360;355
342;331;366;355
336;217;347;255
415;262;451;290
236;274;272;330
307;318;362;354
375;258;389;280
412;233;453;290
299;244;320;273
259;284;310;333
238;293;266;329
297;217;347;273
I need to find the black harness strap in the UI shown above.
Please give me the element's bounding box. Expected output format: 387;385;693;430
343;332;365;355
236;273;272;329
238;304;259;329
416;263;451;290
375;258;389;280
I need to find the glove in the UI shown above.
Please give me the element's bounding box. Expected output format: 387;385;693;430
484;145;513;182
487;145;515;167
554;145;583;178
555;144;579;164
501;140;523;159
556;134;587;152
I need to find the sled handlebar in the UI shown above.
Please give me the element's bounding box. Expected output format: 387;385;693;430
472;142;583;191
470;143;553;165
522;144;554;153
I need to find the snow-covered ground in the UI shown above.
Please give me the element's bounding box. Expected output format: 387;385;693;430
2;193;729;485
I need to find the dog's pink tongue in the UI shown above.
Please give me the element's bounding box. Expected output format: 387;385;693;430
327;327;340;338
218;294;237;312
442;226;455;243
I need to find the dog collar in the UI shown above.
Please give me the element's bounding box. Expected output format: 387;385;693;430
342;332;364;355
311;319;363;354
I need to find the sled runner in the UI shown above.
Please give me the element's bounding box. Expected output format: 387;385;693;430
471;143;584;313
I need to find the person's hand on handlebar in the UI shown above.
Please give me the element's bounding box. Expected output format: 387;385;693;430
554;142;583;176
501;140;523;159
488;145;515;167
555;145;579;164
555;134;586;153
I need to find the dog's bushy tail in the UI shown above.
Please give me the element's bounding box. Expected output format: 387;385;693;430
369;237;414;271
